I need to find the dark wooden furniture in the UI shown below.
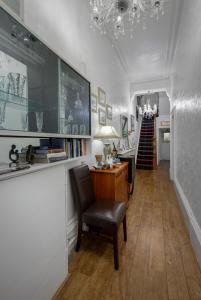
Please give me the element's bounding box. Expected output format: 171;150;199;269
90;162;129;203
70;164;127;270
118;155;135;195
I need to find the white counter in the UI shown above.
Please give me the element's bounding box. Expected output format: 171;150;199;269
0;162;68;300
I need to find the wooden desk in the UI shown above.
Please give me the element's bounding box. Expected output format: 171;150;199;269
90;162;128;203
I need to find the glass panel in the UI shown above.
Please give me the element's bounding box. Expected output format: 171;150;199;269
0;7;58;133
59;60;91;136
1;0;22;17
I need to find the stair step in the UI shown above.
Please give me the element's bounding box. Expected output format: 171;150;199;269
137;159;153;164
137;154;153;158
139;142;153;146
136;164;153;170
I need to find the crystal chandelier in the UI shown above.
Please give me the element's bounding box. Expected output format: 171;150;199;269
89;0;166;39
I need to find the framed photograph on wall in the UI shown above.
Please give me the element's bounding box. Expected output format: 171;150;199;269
91;93;98;112
98;87;106;107
106;104;112;120
98;108;106;125
131;115;135;131
120;115;128;137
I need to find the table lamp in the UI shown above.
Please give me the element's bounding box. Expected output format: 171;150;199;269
94;125;120;162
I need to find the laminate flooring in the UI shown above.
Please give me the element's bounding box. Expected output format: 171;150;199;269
55;161;201;300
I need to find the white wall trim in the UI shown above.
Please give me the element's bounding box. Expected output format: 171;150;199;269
174;176;201;267
67;217;78;255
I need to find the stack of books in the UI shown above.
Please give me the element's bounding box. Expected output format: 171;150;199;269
33;147;67;163
18;138;87;164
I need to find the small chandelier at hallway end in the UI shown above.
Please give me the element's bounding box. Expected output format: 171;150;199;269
89;0;166;39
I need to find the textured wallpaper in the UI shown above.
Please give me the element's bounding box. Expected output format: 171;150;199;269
172;0;201;229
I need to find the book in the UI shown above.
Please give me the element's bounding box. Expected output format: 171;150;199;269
47;151;66;158
35;148;64;154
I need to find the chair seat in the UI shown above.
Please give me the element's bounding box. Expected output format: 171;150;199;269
82;200;126;231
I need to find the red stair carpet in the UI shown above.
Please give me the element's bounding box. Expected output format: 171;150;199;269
137;117;154;170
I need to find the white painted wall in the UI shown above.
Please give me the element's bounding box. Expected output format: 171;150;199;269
170;0;201;266
159;91;170;115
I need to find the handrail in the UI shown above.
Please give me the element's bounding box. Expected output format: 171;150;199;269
153;116;157;170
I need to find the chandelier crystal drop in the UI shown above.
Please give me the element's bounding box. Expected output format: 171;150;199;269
89;0;166;39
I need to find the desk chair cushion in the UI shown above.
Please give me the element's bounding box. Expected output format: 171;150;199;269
83;200;126;231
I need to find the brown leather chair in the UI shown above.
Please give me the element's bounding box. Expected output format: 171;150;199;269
70;164;127;270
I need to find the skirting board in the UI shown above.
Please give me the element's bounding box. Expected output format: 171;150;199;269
174;177;201;267
67;217;78;256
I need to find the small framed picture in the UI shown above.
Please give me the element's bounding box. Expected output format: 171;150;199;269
98;108;106;125
91;93;98;112
106;104;112;120
98;87;106;107
131;115;135;131
72;124;79;135
120;115;128;137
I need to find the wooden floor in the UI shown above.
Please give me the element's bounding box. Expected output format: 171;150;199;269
56;162;201;300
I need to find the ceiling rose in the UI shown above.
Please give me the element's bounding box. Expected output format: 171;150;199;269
89;0;166;39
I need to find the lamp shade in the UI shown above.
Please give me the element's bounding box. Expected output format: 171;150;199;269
94;126;120;140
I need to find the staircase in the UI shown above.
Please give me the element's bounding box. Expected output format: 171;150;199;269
136;117;154;170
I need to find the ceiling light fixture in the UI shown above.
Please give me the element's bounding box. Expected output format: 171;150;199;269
89;0;166;39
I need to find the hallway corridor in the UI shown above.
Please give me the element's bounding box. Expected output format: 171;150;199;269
56;162;201;300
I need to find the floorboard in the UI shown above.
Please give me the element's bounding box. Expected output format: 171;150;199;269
55;161;201;300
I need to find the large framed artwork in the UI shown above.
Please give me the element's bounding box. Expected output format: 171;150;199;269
98;87;106;107
0;50;28;131
120;115;128;137
59;59;91;136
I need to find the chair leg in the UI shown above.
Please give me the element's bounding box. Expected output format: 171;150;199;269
76;222;82;252
123;215;127;242
113;230;119;270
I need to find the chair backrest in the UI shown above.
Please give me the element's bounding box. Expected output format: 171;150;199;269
70;164;95;217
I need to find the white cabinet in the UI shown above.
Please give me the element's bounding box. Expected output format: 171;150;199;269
0;165;67;300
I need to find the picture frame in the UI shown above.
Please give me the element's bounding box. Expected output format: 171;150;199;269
91;93;98;112
120;115;128;138
98;87;106;107
98;108;106;125
131;115;135;131
106;104;112;120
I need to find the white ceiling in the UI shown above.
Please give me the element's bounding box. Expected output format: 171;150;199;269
108;0;182;84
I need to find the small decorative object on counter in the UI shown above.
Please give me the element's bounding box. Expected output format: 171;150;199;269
95;154;103;169
9;144;19;166
26;145;35;164
111;142;118;158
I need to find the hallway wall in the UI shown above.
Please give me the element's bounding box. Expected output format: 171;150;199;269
171;0;201;266
0;0;130;227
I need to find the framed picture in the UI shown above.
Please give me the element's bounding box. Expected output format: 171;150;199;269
98;108;106;125
120;115;128;137
91;93;98;112
131;115;135;131
106;104;112;120
98;87;106;107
